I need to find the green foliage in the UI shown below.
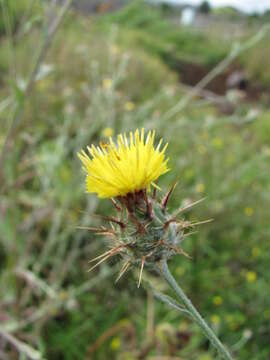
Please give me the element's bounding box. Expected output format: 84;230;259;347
212;6;242;18
99;1;228;67
198;1;211;14
0;0;34;35
240;34;270;87
1;1;270;359
251;110;270;143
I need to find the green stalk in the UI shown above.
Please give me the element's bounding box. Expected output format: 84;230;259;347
160;260;233;360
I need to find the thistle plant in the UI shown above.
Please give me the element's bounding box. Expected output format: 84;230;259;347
78;128;233;360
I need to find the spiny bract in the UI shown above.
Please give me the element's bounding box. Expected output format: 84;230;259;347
85;189;204;287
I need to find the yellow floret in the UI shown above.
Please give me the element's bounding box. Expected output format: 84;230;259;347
78;129;169;198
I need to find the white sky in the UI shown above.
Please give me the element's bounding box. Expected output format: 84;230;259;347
166;0;270;13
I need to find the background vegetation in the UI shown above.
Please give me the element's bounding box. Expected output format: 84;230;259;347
0;1;270;359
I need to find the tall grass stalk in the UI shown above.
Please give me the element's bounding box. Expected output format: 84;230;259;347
159;260;233;360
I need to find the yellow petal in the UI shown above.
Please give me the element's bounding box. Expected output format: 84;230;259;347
78;129;170;198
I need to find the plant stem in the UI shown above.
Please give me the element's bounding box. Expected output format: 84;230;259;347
162;24;270;121
0;0;72;185
160;260;233;360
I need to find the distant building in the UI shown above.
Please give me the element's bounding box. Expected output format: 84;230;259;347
180;7;196;25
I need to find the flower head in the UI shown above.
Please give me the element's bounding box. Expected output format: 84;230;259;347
244;207;254;217
78;129;207;287
124;101;135;111
102;78;112;90
195;183;205;193
211;315;221;325
78;129;169;198
245;271;257;283
102;127;114;138
213;296;223;306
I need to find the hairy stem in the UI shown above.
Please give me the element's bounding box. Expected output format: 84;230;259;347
0;0;72;185
160;260;233;360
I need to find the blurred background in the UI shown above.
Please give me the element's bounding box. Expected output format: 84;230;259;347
0;0;270;359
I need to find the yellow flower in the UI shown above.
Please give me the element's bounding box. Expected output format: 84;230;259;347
102;127;114;138
211;315;220;325
124;101;135;111
246;271;257;283
195;183;205;193
78;129;169;198
102;78;112;90
58;290;68;301
244;207;254;217
110;45;119;55
213;296;223;306
110;337;121;351
211;137;224;149
251;247;261;258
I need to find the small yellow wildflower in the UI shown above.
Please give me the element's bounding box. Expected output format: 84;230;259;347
78;129;169;198
251;247;261;258
110;45;119;55
124;101;135;111
110;337;121;351
102;127;114;138
102;78;112;90
246;271;257;283
195;183;205;193
211;137;224;149
211;315;220;325
213;296;223;306
244;207;254;217
59;290;69;301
